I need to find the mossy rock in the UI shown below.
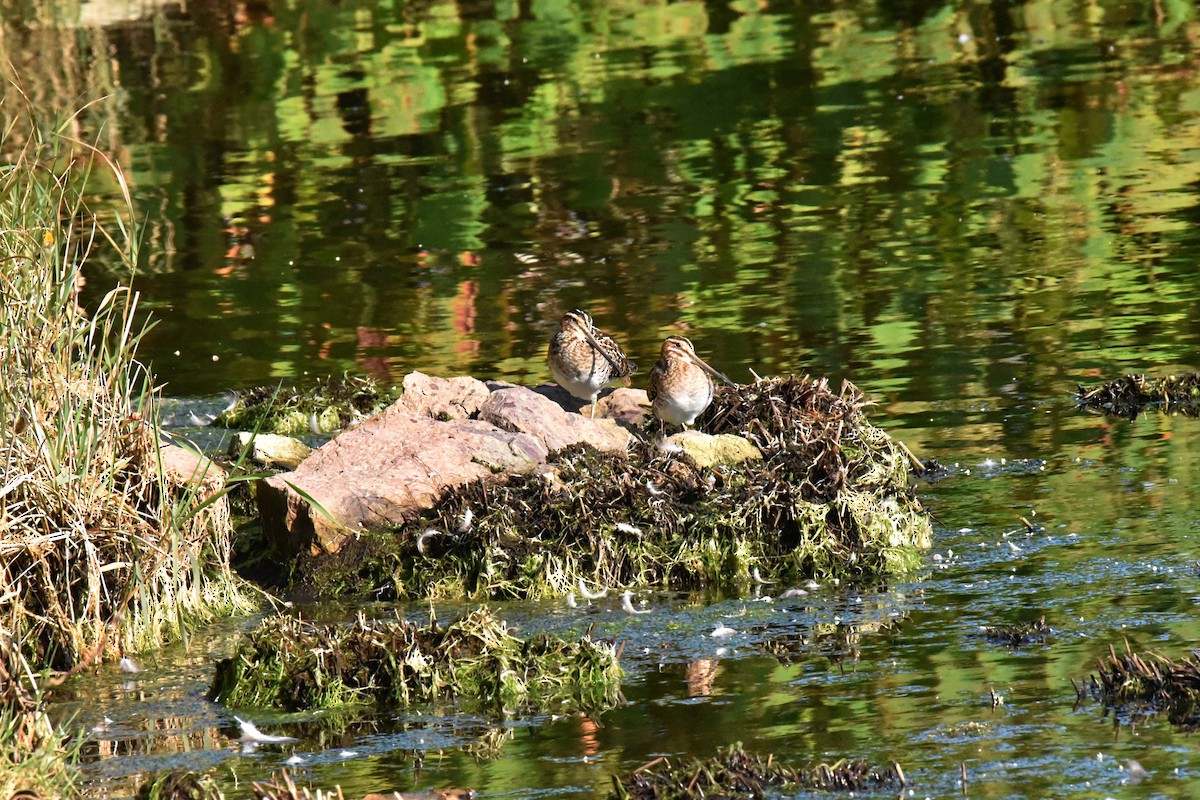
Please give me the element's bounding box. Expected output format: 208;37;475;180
303;375;932;600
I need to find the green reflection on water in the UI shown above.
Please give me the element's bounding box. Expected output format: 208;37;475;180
10;0;1200;796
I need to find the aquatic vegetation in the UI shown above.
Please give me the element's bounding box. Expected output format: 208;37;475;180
304;375;930;600
980;616;1052;646
209;607;622;714
758;617;905;667
0;110;254;670
214;375;395;435
137;771;225;800
248;770;474;800
608;743;904;799
1075;373;1200;419
1075;641;1200;730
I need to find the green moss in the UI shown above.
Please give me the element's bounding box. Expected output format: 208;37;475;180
210;607;622;714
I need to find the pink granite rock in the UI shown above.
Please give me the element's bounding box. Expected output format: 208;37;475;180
257;373;637;554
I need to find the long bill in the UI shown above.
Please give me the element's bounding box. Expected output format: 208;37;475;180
581;327;629;374
693;354;737;388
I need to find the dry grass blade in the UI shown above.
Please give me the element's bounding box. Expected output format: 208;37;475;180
1075;640;1200;729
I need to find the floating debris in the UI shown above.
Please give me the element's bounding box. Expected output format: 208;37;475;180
236;717;298;744
209;607;621;714
607;743;904;799
214;374;394;435
1076;373;1200;419
981;616;1051;646
579;579;609;600
306;376;931;600
622;590;652;615
1074;640;1200;729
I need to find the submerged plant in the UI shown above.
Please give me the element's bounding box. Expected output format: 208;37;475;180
137;771;225;800
306;375;930;600
608;743;905;799
981;616;1051;646
210;607;622;715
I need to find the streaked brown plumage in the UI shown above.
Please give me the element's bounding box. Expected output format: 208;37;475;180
646;336;732;429
548;309;637;417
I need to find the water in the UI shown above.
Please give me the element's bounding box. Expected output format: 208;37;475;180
20;0;1200;796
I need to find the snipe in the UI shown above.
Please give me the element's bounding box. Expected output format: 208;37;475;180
646;335;733;430
548;309;637;417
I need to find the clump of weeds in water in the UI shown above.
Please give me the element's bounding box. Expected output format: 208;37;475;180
244;771;475;800
1076;372;1200;419
980;616;1052;646
1075;640;1200;730
306;375;932;601
209;607;622;715
0;105;255;790
136;771;225;800
608;743;906;799
213;374;395;435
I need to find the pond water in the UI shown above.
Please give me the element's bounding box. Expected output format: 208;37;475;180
19;0;1200;797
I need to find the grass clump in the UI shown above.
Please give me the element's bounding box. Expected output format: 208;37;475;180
1076;373;1200;419
0;648;80;800
213;375;394;435
608;744;905;799
246;771;473;800
137;771;225;800
0;112;254;669
1;110;254;790
305;376;930;600
209;607;622;715
1074;640;1200;729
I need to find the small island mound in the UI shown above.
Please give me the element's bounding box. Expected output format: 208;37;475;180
240;372;932;600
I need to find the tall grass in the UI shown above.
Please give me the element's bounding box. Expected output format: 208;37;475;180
0;105;254;790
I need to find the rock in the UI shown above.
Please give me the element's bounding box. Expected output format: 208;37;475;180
481;384;631;454
394;372;491;420
661;431;763;468
533;383;649;425
258;372;636;555
161;443;226;494
230;432;313;470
